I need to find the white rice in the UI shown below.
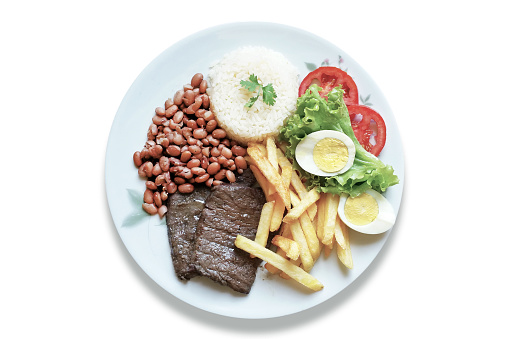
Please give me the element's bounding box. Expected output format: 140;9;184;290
207;46;299;144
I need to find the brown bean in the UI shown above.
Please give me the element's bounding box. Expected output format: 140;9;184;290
165;105;178;118
133;151;142;167
205;178;214;187
191;167;206;176
234;156;247;170
221;147;232;159
193;128;207;139
144;189;154;204
195;173;210;183
217;155;227;165
207;135;220;147
142;162;153;177
165;98;173;109
205;119;217;133
155;174;166;186
207;162;221;175
174;90;184;106
149;123;158;136
142;203;158;215
201;147;210;157
174;177;186;185
181;127;193;138
201;93;210;109
214;169;226;180
173;111;184;124
190;96;202;111
212;129;227;139
226;170;236;183
212;180;223;186
231;146;247;157
195;109;206;118
152;115;167;126
158;205;168;218
186;136;197;145
159;156;170;172
173;133;185;146
196;117;206;127
186;119;198;129
186;158;201;168
152;162;162;176
189;145;201;155
203;110;214;121
146;181;157;190
225;159;234;167
201;157;209;169
183;84;193;92
155;106;165;117
153;191;162;207
199;79;207;93
210;147;220;157
183;90;196;107
166;145;181;157
180;150;192;162
191;73;203;88
161;190;168;201
178;183;194;194
167;181;177;194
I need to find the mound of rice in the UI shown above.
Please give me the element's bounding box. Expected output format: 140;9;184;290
207;46;299;144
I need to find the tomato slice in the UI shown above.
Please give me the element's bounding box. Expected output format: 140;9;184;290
299;67;359;105
347;105;386;156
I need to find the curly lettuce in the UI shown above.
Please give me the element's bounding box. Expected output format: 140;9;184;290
279;84;399;197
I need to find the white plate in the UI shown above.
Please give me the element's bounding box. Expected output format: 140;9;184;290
105;22;404;319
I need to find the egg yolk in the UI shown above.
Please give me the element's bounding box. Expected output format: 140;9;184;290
344;193;379;226
313;138;349;172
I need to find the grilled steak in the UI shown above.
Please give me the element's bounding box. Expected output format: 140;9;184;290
166;185;211;280
193;184;266;294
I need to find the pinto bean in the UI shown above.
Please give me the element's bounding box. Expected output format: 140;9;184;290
231;145;247;157
191;73;203;88
133;151;142;167
212;129;227;139
174;90;184;106
178;183;194;194
142;203;158;215
226;170;236;183
207;162;221;175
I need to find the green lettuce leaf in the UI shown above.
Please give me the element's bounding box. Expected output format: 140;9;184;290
279;84;399;197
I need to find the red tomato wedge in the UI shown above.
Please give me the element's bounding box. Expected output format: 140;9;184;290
299;67;359;105
347;105;386;156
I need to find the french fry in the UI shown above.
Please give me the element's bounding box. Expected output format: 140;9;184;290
316;194;326;241
265;221;292;274
289;191;321;260
275;148;293;189
322;193;340;246
266;136;279;170
269;195;285;232
250;165;270;199
324;241;333;257
247;145;291;209
272;235;300;261
334;215;347;250
290;171;318;220
336;218;353;269
235;235;323;291
288;220;314;272
283;187;320;223
253;201;275;250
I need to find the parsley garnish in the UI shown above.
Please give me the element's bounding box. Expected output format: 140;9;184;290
240;74;277;109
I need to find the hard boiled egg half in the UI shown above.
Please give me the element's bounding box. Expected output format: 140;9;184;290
338;189;396;234
295;130;356;177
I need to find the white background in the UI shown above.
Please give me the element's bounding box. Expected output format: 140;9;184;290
1;1;508;338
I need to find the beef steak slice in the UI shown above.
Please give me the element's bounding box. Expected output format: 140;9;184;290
166;185;211;280
193;184;265;294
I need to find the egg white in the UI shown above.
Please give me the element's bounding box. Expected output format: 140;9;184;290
295;130;356;177
338;189;396;234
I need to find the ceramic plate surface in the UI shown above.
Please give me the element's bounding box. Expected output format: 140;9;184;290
105;22;404;319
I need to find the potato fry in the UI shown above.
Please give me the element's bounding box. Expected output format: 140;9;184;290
283;187;320;223
272;235;300;261
253;201;275;249
269;195;285;232
250;165;270;198
334;215;347;250
324;241;333;257
322;193;340;246
247;145;291;209
235;235;323;291
289;191;321;260
316;194;326;241
336;218;353;269
288;220;314;272
275;148;293;188
290;171;318;220
266;136;278;170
